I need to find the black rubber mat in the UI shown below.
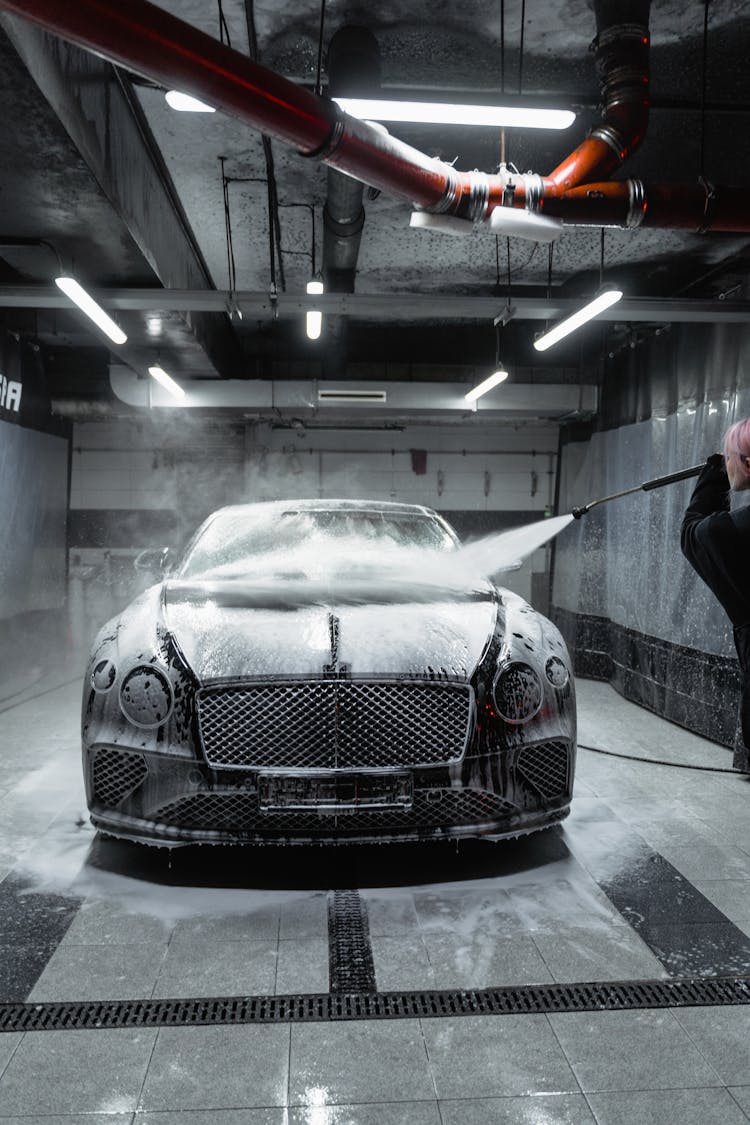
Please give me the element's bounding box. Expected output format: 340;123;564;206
327;889;377;993
2;976;750;1032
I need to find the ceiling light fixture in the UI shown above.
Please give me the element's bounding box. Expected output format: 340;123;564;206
148;365;186;399
464;367;509;403
306;279;324;341
165;90;216;112
533;288;623;352
333;98;575;130
466;313;510;403
54;276;127;345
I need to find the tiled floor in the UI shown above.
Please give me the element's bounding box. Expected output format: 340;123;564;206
2;675;750;1121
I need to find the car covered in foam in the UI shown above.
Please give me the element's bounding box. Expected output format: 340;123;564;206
82;499;576;846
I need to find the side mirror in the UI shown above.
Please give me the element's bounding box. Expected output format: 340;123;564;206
134;547;173;575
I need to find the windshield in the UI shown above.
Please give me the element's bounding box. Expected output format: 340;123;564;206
179;508;457;580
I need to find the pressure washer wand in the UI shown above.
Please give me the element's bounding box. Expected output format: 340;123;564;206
571;463;705;519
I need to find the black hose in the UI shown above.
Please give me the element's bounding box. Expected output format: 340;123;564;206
579;741;750;775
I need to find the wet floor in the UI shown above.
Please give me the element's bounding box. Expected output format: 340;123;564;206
2;675;750;1122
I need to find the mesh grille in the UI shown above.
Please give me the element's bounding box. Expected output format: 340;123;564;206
196;681;472;770
516;741;569;800
92;749;148;807
150;788;514;834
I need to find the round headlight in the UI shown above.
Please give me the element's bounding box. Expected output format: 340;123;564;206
545;655;569;689
493;662;543;724
91;658;117;693
119;664;173;728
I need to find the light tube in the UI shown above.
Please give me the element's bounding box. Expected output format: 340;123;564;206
148;365;186;399
533;289;623;352
464;368;509;403
165;90;215;112
55;276;127;345
333;98;575;130
306;280;324;341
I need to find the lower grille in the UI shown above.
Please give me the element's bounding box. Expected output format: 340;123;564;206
92;749;147;807
196;680;473;771
516;741;570;801
150;788;515;834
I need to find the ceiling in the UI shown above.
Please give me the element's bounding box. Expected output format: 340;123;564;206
0;0;749;420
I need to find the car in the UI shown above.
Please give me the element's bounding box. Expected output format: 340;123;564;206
82;499;576;846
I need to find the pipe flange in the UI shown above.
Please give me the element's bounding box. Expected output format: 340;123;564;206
591;124;625;160
595;23;649;51
466;171;490;223
523;173;544;213
626;179;647;228
429;164;461;215
299;107;346;161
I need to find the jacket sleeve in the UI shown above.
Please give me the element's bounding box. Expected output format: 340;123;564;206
680;453;731;566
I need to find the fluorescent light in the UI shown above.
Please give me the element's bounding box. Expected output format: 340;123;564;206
148;365;186;399
165;90;215;112
465;368;509;403
54;276;127;345
306;280;324;341
533;289;623;352
333;98;575;130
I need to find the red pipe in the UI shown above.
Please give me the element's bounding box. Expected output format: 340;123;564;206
543;181;750;232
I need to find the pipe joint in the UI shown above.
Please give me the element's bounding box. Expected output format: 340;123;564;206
428;165;462;214
590;124;627;159
299;105;346;161
522;173;545;213
626;178;647;227
466;171;490;223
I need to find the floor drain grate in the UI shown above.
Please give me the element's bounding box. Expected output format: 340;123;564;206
3;977;750;1032
328;889;377;993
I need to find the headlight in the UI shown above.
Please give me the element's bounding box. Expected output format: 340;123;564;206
545;655;569;689
493;662;543;724
119;664;173;728
91;658;117;693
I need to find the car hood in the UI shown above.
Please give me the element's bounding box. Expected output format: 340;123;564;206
162;576;498;681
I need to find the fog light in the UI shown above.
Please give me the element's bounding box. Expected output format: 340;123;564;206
91;658;117;693
545;655;569;688
493;662;543;724
119;664;173;728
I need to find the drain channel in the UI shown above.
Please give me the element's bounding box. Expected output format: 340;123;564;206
327;889;377;993
3;976;750;1033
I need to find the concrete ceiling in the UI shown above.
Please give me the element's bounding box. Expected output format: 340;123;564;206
0;0;749;414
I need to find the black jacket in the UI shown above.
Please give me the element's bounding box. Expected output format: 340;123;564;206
680;454;750;629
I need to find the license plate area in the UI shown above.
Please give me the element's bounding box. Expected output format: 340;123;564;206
258;773;413;813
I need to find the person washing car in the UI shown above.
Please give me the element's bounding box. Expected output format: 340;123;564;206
681;418;750;768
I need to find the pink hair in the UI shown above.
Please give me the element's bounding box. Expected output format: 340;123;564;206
723;418;750;478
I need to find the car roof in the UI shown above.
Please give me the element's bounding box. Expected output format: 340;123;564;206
209;499;441;518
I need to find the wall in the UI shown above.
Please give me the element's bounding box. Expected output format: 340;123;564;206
552;321;750;757
67;416;559;638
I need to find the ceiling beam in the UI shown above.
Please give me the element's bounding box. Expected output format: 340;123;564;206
2;287;750;324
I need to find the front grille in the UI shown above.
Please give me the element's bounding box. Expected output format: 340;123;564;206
150;788;514;834
516;741;570;801
92;749;148;807
196;680;473;771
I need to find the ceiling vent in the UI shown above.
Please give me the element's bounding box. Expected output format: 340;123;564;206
318;389;387;403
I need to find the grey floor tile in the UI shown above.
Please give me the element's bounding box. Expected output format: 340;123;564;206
139;1025;289;1110
62;899;174;945
657;844;750;882
421;1014;578;1099
505;878;626;932
0;1028;157;1115
28;942;166;1002
673;1005;750;1084
439;1093;596;1124
371;933;436;991
548;1009;723;1092
727;1087;750;1115
279;894;328;939
360;892;420;937
424;932;553;989
0;1032;23;1078
287;1103;442;1124
170;907;280;945
136;1112;285;1124
413;889;522;936
694;880;750;922
151;939;277;998
531;923;669;983
276;938;329;993
586;1087;750;1124
0;1118;133;1125
289;1019;435;1105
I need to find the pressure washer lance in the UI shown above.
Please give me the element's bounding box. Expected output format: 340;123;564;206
571;463;705;519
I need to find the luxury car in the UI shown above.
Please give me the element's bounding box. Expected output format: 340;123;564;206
82;499;576;845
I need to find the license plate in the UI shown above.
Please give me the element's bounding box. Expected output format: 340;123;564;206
258;774;413;813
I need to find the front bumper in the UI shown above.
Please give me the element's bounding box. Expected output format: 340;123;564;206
84;740;575;847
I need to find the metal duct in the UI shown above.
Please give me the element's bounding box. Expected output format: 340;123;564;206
3;0;749;233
